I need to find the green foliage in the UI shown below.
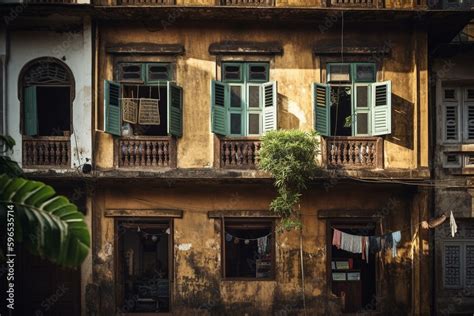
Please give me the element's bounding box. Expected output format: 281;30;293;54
258;130;320;230
0;174;90;268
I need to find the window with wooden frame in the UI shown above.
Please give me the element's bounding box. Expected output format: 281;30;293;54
19;58;74;137
104;62;182;137
442;87;474;143
314;62;392;137
211;62;277;137
443;241;474;289
222;219;275;280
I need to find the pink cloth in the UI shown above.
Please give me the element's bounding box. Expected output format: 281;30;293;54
332;229;342;249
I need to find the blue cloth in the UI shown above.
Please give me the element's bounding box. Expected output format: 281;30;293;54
392;231;401;258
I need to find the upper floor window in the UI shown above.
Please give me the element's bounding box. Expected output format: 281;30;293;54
443;241;474;289
442;87;474;143
19;58;74;137
314;63;392;137
104;62;182;138
211;62;277;137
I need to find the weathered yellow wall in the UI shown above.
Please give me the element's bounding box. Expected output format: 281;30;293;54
90;181;428;314
95;22;428;170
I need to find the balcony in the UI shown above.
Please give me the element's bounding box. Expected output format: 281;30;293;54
116;0;175;4
23;0;79;3
22;136;71;168
220;0;274;5
322;136;383;170
114;136;177;169
216;137;261;169
328;0;379;7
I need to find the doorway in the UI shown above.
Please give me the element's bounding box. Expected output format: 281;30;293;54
116;219;172;313
329;222;377;313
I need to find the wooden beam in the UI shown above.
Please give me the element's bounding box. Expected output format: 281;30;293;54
106;43;185;55
209;41;283;55
313;46;391;56
208;210;279;218
105;209;183;217
318;209;385;218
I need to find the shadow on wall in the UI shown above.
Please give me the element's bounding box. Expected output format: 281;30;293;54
278;93;301;130
387;93;414;150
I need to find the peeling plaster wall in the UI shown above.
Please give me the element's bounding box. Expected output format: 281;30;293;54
6;17;92;169
91;182;429;315
95;22;428;170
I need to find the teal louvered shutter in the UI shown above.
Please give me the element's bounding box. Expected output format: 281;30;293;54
262;81;277;133
167;81;183;137
104;80;121;136
211;80;228;136
371;81;392;136
313;83;330;136
24;86;38;136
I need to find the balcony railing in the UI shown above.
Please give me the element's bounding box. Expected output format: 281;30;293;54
322;136;383;170
22;136;70;168
328;0;379;7
24;0;78;3
216;137;261;169
116;0;175;4
220;0;274;5
115;136;177;168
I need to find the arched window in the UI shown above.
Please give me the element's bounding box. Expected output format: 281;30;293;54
18;57;75;136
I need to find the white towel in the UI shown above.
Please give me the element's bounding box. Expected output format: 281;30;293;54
450;211;458;238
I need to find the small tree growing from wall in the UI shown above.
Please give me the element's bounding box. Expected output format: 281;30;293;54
258;130;321;231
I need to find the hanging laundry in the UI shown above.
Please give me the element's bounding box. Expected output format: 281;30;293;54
340;232;353;252
450;211;458;238
391;231;401;258
258;236;268;255
332;229;342;249
351;235;362;254
369;236;381;253
361;236;369;263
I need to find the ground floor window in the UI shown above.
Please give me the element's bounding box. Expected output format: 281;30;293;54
443;240;474;289
330;223;376;313
117;220;171;313
222;219;275;280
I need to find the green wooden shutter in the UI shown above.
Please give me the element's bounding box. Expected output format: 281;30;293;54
24;86;38;136
371;81;392;136
104;80;121;136
313;83;330;136
211;80;228;136
262;81;277;133
167;81;183;137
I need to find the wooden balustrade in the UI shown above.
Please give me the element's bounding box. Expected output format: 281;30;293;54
24;0;77;3
216;137;261;169
22;136;70;168
329;0;378;7
117;0;175;4
322;136;383;169
220;0;274;5
115;136;177;168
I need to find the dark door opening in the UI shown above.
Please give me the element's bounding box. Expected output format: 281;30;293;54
330;224;376;313
117;220;171;313
37;86;71;136
330;86;352;136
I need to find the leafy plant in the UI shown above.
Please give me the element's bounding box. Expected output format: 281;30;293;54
258;130;320;230
0;174;90;267
0;134;90;268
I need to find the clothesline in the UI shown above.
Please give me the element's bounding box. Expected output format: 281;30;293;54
224;231;273;241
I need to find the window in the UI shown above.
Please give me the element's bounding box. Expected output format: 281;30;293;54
314;63;392;137
211;62;277;137
222;219;275;279
443;241;474;289
104;62;182;137
442;87;474;143
19;58;74;137
117;220;171;313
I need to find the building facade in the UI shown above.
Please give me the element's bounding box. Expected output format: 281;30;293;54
0;0;473;315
